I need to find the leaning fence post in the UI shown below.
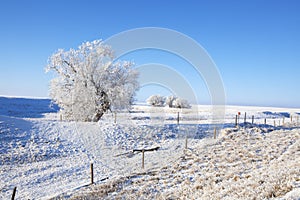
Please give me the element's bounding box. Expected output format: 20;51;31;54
11;187;17;200
90;163;94;184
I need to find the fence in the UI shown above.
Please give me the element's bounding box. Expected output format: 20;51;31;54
8;111;300;199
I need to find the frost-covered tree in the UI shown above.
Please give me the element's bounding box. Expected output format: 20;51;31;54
147;95;165;107
165;95;177;108
46;39;139;122
172;98;191;109
165;95;190;108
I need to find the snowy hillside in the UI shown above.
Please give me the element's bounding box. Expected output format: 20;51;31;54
70;128;300;200
0;96;59;118
0;97;300;199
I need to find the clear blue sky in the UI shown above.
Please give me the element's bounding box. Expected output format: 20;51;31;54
0;0;299;107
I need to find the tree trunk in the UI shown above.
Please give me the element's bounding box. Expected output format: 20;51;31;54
92;111;104;122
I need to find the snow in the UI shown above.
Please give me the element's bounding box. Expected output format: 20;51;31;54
46;39;139;122
0;96;300;199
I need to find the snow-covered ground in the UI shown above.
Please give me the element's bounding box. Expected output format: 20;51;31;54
0;97;300;199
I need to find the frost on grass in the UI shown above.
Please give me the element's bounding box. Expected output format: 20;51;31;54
1;100;300;199
72;128;300;199
0;116;78;165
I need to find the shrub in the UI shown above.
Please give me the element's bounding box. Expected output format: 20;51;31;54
172;97;191;108
146;95;165;107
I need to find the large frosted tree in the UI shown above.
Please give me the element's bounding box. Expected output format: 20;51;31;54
46;39;139;122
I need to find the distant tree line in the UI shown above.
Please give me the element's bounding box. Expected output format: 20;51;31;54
147;95;191;109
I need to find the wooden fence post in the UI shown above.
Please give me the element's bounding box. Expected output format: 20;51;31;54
177;112;180;125
90;163;94;184
244;112;247;123
252;115;254;124
185;136;187;149
11;187;17;200
214;127;216;139
291;115;293;123
283;117;285;126
235;115;238;127
264;118;266;125
274;120;276;127
142;149;145;169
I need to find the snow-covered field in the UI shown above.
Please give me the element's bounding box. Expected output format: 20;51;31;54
0;96;300;199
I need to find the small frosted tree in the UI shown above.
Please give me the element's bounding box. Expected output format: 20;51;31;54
165;95;177;108
172;98;191;109
165;95;191;108
147;95;165;107
46;39;139;122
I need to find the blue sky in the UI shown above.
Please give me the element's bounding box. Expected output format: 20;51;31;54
0;0;299;107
